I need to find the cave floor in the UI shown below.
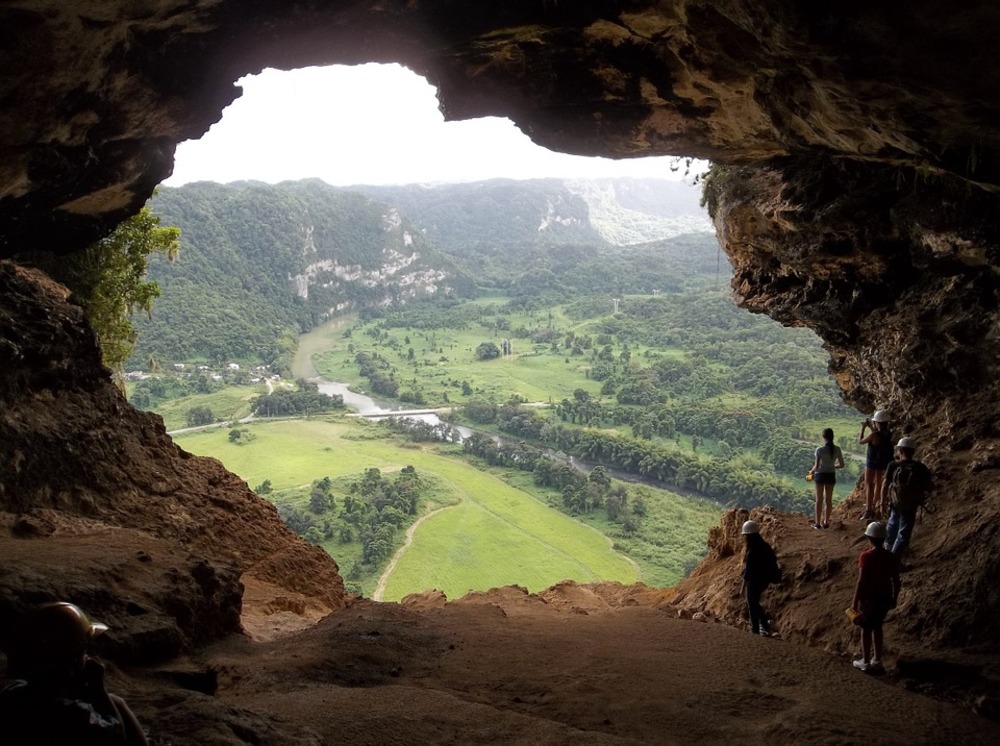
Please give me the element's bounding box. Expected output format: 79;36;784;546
127;594;998;745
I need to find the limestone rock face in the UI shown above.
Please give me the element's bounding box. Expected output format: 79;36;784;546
2;0;1000;657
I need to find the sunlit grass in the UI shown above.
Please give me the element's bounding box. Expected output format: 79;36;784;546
173;418;638;599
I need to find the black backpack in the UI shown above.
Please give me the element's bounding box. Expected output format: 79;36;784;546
889;460;930;510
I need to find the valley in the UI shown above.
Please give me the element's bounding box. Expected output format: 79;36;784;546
132;177;864;602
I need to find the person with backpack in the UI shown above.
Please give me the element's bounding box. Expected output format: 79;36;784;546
740;520;781;637
851;521;901;673
0;601;148;745
881;437;933;560
859;410;893;520
808;427;845;529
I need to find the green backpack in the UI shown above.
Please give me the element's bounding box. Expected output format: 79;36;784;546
889;460;930;510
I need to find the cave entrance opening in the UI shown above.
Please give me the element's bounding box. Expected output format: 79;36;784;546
165;63;700;188
153;62;718;617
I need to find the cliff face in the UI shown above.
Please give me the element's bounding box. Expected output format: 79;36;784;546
0;262;345;652
2;0;1000;666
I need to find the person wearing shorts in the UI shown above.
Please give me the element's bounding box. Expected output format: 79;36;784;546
809;427;844;528
859;410;893;520
851;522;901;673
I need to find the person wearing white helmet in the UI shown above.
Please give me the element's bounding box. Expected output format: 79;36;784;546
739;519;781;637
881;437;933;560
0;601;148;745
850;521;901;673
859;410;893;520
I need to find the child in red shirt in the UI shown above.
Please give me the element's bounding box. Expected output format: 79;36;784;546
851;522;901;673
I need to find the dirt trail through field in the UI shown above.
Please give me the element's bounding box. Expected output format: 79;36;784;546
373;506;450;601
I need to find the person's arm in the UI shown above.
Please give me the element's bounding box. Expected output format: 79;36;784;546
852;561;865;611
836;447;845;469
811;449;820;474
110;694;149;746
859;419;872;444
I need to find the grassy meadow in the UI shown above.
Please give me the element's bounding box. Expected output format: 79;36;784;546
312;302;608;406
172;417;643;600
146;385;266;432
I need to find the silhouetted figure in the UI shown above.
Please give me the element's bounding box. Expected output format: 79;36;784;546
740;520;781;637
0;601;148;745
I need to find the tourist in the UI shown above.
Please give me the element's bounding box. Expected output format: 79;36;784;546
0;601;148;745
859;410;893;520
809;427;844;528
851;521;901;673
882;437;933;560
740;520;781;637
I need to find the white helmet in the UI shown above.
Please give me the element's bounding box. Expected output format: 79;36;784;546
741;520;759;535
872;410;890;422
864;521;886;539
896;437;915;450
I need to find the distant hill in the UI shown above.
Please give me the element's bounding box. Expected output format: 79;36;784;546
348;176;711;250
563;178;711;245
135;177;716;367
137;180;473;365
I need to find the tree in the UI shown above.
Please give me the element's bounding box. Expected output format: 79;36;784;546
255;479;273;495
475;341;501;360
185;405;214;427
58;202;180;381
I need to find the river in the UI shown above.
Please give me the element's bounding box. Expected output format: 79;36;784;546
291;318;704;495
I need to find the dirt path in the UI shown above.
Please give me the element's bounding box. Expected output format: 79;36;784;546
373;506;450;601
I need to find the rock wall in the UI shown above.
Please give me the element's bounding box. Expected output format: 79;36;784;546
0;262;345;654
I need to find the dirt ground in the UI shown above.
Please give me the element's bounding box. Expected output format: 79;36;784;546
127;586;1000;745
5;504;1000;745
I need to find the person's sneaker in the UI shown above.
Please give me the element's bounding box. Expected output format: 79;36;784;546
759;629;773;637
853;658;869;671
868;658;885;673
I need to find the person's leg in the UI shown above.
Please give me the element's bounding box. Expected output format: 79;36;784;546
823;484;834;526
872;626;884;663
758;588;772;634
890;508;917;558
884;508;900;550
861;627;872;663
863;468;876;518
814;482;823;526
874;470;887;518
746;585;761;633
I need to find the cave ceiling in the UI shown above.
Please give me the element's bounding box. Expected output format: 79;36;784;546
1;0;998;260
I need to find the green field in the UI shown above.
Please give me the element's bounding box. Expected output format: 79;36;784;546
146;385;266;431
312;304;608;406
173;417;641;600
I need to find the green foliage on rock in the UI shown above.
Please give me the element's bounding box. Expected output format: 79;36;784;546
59;204;179;378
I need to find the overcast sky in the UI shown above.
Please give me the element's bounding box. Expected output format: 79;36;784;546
164;64;706;188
